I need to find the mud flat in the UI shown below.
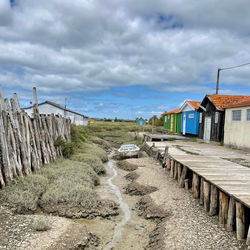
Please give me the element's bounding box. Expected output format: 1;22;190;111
81;155;156;250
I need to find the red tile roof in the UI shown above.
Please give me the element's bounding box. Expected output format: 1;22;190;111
208;95;249;110
162;108;180;116
187;101;201;110
224;96;250;109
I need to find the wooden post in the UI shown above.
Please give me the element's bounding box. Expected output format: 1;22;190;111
209;185;219;216
174;161;178;180
170;159;174;178
193;173;200;199
179;166;188;188
204;181;210;212
177;163;182;184
219;191;229;225
226;197;236;232
167;157;171;170
236;201;245;240
200;177;204;206
184;179;190;190
246;225;250;246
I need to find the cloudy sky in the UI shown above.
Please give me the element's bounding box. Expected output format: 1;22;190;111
1;0;250;119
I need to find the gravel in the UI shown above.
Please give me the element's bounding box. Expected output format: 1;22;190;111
130;157;247;250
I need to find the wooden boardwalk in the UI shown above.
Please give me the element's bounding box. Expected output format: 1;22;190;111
145;141;250;242
143;133;187;142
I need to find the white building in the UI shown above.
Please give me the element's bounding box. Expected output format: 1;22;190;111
24;101;88;126
224;97;250;150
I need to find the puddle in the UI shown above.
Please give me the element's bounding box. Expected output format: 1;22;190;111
103;157;131;250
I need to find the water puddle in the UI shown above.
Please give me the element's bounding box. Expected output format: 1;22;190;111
103;157;131;250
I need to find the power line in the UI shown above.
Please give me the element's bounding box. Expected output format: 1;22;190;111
216;61;250;94
219;62;250;71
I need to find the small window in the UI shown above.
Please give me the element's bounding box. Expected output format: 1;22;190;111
232;110;241;121
188;114;194;119
215;112;219;124
199;113;202;123
165;116;167;122
247;109;250;121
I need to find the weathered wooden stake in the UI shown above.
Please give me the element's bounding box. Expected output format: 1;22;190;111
193;173;200;199
174;161;178;180
170;159;174;178
209;185;219;216
226;197;236;232
236;201;245;240
179;166;188;188
246;225;250;246
184;179;190;190
200;177;204;205
177;163;182;184
219;191;229;225
204;181;210;212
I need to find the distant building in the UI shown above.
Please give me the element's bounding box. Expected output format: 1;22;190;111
224;97;250;149
162;109;181;133
136;118;146;126
179;100;201;135
24;101;88;126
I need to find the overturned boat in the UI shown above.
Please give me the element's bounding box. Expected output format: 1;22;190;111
118;144;140;159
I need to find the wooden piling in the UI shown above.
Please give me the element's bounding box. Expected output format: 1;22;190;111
226;197;236;232
204;181;210;212
179;165;188;188
193;173;200;199
184;179;190;190
209;185;219;216
177;163;182;184
200;177;204;205
174;161;178;180
170;159;174;178
219;191;229;225
236;201;245;240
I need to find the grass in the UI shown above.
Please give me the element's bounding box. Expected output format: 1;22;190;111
0;124;108;213
89;121;152;146
32;218;51;231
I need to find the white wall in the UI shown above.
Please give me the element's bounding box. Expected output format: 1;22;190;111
224;106;250;149
24;103;88;126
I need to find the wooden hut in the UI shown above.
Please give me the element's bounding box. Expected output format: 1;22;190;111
179;100;201;136
197;95;247;142
163;109;181;133
136;118;146;126
224;96;250;149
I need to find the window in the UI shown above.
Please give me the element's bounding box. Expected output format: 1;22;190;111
232;110;241;121
165;116;167;122
188;114;194;119
247;109;250;121
215;112;219;124
199;113;202;123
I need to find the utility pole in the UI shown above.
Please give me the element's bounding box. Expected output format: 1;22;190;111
152;116;154;134
216;68;221;94
215;62;250;94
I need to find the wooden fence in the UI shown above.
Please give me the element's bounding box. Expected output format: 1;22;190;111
0;87;71;188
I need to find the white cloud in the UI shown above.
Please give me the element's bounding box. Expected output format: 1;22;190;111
0;0;250;96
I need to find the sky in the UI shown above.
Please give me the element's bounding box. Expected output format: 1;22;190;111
1;0;250;119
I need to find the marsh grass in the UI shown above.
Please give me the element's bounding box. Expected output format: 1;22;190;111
32;218;51;231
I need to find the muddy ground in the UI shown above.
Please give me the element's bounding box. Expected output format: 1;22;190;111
0;150;248;249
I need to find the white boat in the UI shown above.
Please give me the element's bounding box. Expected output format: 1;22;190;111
118;144;140;158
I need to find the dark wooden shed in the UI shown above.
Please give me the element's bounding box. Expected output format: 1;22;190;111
197;95;246;142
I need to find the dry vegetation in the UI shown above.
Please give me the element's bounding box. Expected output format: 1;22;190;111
0;124;110;217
